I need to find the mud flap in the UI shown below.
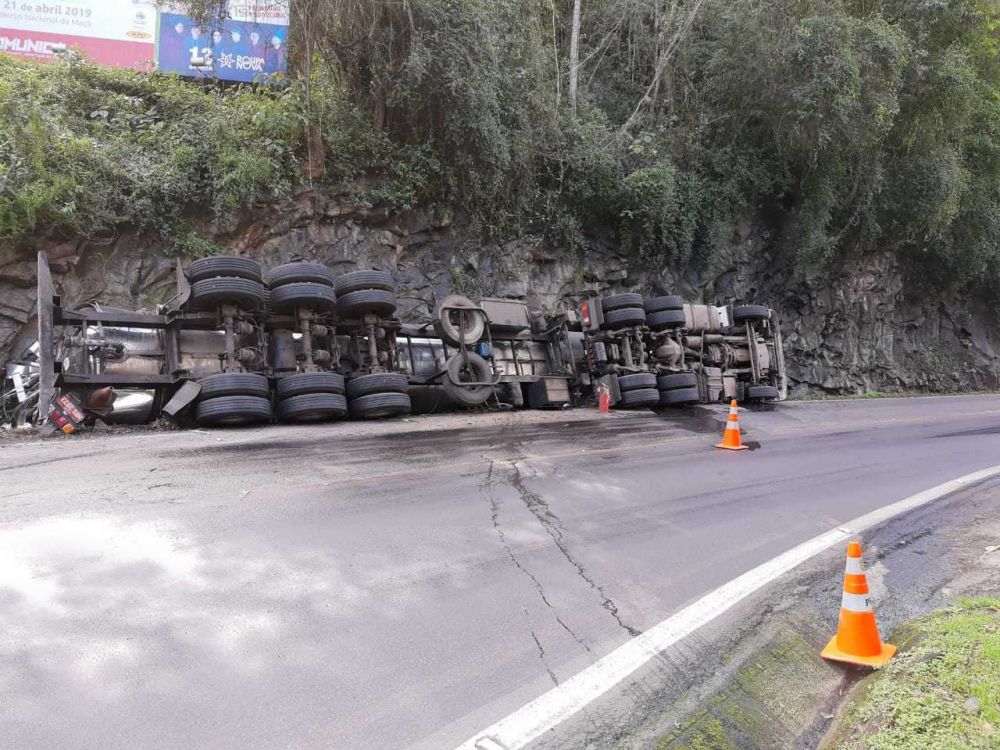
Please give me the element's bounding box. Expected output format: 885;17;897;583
161;381;202;417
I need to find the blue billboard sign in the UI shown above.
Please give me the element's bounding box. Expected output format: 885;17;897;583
157;12;287;83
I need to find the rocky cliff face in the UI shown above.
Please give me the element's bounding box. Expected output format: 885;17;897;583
2;190;998;395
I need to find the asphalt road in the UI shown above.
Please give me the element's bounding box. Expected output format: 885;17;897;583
2;394;1000;749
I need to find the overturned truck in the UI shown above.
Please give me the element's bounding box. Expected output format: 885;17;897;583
1;252;787;429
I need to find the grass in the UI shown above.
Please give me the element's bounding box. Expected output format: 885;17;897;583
828;597;1000;750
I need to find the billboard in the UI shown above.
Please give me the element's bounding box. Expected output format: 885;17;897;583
0;0;157;68
157;10;287;83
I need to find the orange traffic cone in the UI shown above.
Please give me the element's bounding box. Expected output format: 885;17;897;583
821;540;896;667
715;400;749;451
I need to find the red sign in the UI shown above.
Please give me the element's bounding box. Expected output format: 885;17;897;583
0;27;153;68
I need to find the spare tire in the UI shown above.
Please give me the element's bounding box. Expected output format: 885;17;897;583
601;293;644;312
270;282;337;313
443;352;494;406
334;270;395;296
189;256;262;284
345;373;409;399
350;392;412;419
277;372;345;399
647;309;686;330
619;388;660;408
657;372;699;391
659;386;701;406
617;372;657;392
195;395;271;426
198;372;269;400
190;278;266;310
266;262;335;288
435;295;486;346
733;305;770;323
747;384;780;400
602;306;646;329
644;295;684;313
337;289;397;318
278;393;348;422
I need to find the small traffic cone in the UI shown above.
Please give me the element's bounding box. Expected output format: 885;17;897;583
821;540;896;667
715;400;749;451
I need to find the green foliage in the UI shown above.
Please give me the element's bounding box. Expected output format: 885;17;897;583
0;54;303;246
6;0;1000;289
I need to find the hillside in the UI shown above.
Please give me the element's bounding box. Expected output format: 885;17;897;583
3;0;1000;393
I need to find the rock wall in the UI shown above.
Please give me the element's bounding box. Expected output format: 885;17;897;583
3;190;998;395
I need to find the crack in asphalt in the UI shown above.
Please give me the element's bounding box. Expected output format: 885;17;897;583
480;459;594;655
508;460;643;638
524;609;560;687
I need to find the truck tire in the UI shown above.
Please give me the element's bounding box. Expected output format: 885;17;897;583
443;352;494;406
619;388;660;408
733;305;770;323
617;373;657;391
350;392;412;419
647;309;686;330
644;295;684;313
278;393;348;422
345;373;409;399
602;306;646;329
337;289;397;318
334;270;395;296
266;262;335;288
601;293;644;312
277;372;345;399
657;372;699;391
435;295;486;346
659;386;701;405
746;384;780;400
270;282;337;313
195;395;271;426
190;278;266;310
198;373;270;400
189;256;262;283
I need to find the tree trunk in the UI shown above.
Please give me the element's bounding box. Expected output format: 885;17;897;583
568;0;582;113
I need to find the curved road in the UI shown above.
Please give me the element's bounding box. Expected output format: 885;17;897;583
1;395;999;749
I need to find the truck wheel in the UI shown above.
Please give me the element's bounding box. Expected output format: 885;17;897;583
617;373;657;391
190;278;266;310
659;386;701;405
435;295;486;346
270;282;337;313
443;352;494;406
733;305;770;323
189;256;262;284
337;289;397;318
657;372;698;390
647;309;686;330
620;388;660;408
198;373;270;400
266;262;335;288
644;295;684;313
601;293;644;311
345;373;409;399
278;393;348;422
350;392;412;419
277;372;345;399
602;306;646;329
195;395;271;426
746;384;780;400
334;270;395;296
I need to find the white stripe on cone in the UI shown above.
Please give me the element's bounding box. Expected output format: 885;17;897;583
845;558;864;574
840;591;873;612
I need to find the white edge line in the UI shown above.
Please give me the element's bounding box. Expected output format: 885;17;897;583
455;464;1000;750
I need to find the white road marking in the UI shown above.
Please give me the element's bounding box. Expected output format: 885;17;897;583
455;464;1000;750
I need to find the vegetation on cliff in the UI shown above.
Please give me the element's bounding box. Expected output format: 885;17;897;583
2;1;1000;287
